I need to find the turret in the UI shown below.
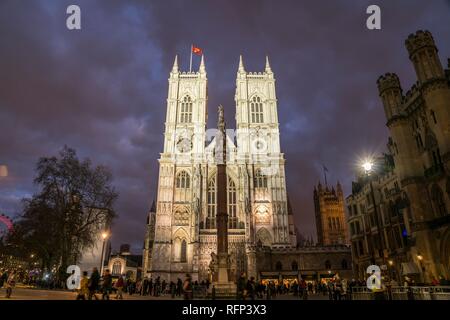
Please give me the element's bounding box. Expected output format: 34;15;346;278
336;181;343;194
405;30;445;84
265;56;273;75
171;55;179;75
199;54;206;75
377;73;403;122
238;54;245;74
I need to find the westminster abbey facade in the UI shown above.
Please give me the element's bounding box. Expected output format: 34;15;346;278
144;55;297;282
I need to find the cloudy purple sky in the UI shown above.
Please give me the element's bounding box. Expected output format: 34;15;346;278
1;0;449;252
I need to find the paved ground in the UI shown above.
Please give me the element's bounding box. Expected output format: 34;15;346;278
0;287;329;300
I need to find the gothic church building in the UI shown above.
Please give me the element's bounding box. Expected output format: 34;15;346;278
147;55;297;282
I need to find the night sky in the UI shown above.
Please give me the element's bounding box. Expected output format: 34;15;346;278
1;0;449;252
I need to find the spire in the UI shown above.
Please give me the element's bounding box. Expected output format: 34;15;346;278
150;200;156;213
265;55;272;73
238;55;245;73
199;54;205;73
172;55;178;73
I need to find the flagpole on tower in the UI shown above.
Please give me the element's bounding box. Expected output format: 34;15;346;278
189;44;193;72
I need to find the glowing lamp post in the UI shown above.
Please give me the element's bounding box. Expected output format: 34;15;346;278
362;161;373;174
100;231;109;276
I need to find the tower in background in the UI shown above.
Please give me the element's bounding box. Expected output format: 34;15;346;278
142;200;156;275
314;181;349;246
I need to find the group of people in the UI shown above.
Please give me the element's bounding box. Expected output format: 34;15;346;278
74;267;113;300
236;273;314;300
0;269;16;298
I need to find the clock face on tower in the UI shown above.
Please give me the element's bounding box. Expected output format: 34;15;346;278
176;137;193;153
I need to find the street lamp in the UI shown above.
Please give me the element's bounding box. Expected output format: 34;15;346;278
362;161;373;173
360;158;386;268
100;231;109;276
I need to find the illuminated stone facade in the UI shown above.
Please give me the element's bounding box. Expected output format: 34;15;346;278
149;55;297;282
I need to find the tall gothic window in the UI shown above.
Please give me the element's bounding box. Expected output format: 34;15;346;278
180;239;187;262
291;261;298;271
431;184;446;217
254;169;268;188
325;260;331;270
228;177;238;229
250;96;264;123
176;171;190;188
180;96;193;123
206;179;216;229
112;261;122;275
205;175;240;229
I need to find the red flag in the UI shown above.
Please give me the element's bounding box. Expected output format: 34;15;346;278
192;45;203;56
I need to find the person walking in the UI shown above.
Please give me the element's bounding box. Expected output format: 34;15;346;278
76;271;89;300
176;278;182;297
88;267;100;300
183;274;193;300
237;272;247;300
101;269;112;300
5;270;16;298
115;275;124;300
246;277;256;300
300;278;308;300
170;281;176;299
0;269;6;288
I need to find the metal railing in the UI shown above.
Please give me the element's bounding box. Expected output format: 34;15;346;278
351;286;450;300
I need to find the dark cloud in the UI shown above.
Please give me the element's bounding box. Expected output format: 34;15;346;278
1;0;449;251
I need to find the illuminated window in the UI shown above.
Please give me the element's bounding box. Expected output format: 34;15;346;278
228;177;238;229
180;96;192;123
250;96;263;123
176;171;190;189
254;169;268;188
206;176;240;229
206;179;216;229
112;261;122;276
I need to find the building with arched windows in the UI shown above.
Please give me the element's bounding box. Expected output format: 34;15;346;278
146;55;298;282
107;244;142;280
347;31;450;284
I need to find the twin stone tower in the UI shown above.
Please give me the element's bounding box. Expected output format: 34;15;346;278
148;54;297;284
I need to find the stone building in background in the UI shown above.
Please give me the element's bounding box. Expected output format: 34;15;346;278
314;182;349;246
347;30;450;283
142;201;156;275
107;244;142;280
